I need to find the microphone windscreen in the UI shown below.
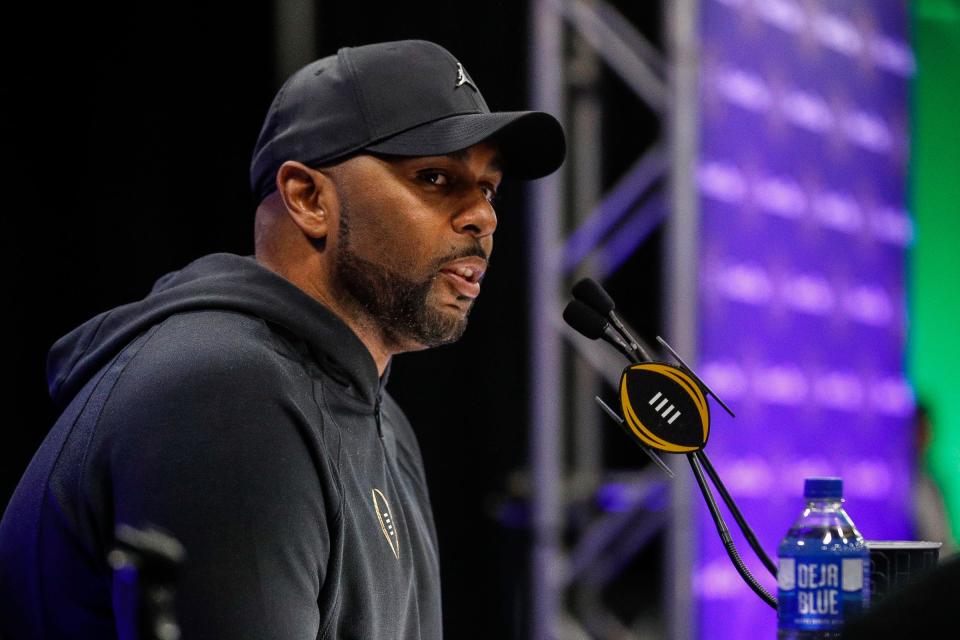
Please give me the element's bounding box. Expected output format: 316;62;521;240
572;278;615;315
563;299;607;340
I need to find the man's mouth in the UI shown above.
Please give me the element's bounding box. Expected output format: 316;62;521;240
439;257;487;299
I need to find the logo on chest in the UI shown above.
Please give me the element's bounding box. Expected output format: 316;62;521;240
371;488;400;560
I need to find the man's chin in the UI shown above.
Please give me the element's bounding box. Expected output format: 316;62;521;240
415;300;471;347
424;310;470;346
379;299;469;352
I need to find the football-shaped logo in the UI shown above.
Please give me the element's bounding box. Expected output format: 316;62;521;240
372;488;400;560
619;362;710;453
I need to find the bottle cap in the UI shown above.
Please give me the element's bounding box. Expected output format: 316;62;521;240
804;477;843;499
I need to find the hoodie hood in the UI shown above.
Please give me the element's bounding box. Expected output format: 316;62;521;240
47;253;383;409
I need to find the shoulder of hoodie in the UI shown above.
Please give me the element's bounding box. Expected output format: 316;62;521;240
112;308;311;399
89;307;330;482
93;308;340;531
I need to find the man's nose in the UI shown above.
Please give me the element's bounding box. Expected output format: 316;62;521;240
453;192;498;239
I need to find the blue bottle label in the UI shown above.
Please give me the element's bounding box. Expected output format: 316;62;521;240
777;555;868;631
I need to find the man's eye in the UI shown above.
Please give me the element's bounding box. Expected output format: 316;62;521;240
481;185;498;203
420;171;449;186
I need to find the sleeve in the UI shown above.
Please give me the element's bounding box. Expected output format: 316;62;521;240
96;316;334;640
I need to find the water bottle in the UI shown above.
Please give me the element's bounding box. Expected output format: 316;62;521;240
777;477;869;639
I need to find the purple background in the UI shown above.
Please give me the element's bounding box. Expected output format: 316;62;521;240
694;0;914;637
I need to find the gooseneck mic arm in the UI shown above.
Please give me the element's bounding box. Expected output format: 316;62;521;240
689;454;778;608
697;451;778;577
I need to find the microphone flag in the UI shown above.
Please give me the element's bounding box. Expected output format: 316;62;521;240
619;362;711;453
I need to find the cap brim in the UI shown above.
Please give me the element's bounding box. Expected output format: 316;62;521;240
365;111;565;179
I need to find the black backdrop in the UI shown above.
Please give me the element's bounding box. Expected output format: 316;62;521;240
3;2;662;637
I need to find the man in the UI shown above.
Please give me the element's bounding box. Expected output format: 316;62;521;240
0;40;564;638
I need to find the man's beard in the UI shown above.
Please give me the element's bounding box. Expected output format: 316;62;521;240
332;205;482;349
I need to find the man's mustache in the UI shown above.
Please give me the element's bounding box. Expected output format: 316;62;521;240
433;242;490;271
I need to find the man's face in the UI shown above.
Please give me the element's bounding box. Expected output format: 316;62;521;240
326;141;501;351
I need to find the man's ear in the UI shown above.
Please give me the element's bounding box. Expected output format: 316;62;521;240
275;161;336;240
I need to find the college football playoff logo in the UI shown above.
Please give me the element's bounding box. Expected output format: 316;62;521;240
372;488;400;560
619;362;711;453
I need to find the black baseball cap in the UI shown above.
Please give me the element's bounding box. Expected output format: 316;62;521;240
250;39;566;202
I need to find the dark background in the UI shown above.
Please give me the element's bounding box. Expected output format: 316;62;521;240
3;2;663;637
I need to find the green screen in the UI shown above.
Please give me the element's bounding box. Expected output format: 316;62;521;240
910;0;960;548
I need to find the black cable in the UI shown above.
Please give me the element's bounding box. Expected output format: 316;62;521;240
696;451;778;577
687;454;778;610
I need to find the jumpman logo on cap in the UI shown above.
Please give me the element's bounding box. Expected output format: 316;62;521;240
455;62;478;92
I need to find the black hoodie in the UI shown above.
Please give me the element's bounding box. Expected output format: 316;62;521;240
0;253;442;639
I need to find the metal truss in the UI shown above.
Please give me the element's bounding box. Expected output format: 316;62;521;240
528;0;700;638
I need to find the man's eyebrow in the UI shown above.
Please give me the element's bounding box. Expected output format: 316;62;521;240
446;149;503;174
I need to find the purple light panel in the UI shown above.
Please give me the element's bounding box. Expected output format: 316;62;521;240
694;1;914;637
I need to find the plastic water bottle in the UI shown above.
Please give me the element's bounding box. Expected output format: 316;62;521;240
777;477;869;639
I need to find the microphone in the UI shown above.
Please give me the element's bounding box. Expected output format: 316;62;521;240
571;277;615;315
572;278;652;361
562;299;635;362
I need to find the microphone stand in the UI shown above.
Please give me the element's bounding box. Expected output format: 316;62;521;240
565;285;778;610
690;451;777;608
696;450;778;578
651;334;779;589
633;337;778;609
